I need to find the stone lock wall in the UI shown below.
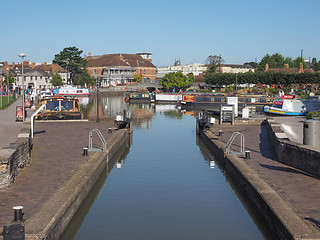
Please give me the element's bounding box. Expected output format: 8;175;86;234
0;120;31;189
265;118;320;178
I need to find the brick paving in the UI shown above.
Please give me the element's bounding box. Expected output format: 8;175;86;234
0;120;114;226
211;123;320;232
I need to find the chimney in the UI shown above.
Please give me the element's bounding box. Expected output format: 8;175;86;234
88;52;91;56
32;63;36;69
265;63;269;72
299;62;304;73
44;62;47;65
52;64;55;73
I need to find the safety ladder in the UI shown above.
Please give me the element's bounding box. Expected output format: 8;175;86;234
226;132;245;155
88;129;106;152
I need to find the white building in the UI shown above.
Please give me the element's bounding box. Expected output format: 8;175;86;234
219;64;255;73
13;69;54;91
157;63;208;79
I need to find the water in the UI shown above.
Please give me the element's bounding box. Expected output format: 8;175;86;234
61;98;275;240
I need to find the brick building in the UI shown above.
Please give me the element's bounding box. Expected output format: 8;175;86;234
86;53;156;87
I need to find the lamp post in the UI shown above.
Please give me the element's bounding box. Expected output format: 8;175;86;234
19;53;26;121
235;72;238;93
0;63;3;108
7;68;9;104
96;76;100;123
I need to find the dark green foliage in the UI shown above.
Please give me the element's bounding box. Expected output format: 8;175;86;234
204;71;320;86
160;71;192;90
53;46;87;84
74;70;95;86
50;72;64;86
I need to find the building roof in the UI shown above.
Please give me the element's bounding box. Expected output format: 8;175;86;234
11;68;53;77
265;63;315;73
221;64;254;69
34;63;67;73
87;53;155;68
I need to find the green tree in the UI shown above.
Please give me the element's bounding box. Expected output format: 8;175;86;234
4;70;16;87
160;71;191;91
53;46;87;84
74;70;95;86
186;73;195;84
257;53;287;71
311;58;320;72
50;72;64;86
133;72;144;82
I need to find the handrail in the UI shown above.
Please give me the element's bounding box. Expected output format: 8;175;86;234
226;132;245;155
31;103;46;138
88;129;106;151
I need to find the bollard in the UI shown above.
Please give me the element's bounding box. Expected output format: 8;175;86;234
218;130;223;136
83;147;88;156
108;128;113;134
13;206;24;222
245;150;251;159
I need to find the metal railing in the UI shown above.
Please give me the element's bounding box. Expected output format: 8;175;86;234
88;129;106;152
226;132;245;155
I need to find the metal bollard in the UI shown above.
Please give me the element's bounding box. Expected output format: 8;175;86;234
218;130;223;136
245;150;251;159
108;128;113;134
13;206;24;222
83;147;88;156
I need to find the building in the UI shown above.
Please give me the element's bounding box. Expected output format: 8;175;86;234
86;53;156;87
11;68;53;91
218;64;255;73
33;63;68;83
157;63;207;79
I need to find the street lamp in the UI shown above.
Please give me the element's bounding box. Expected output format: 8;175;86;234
19;53;26;121
235;72;238;94
7;68;9;103
0;63;3;108
96;77;100;123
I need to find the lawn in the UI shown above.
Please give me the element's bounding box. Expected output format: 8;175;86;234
0;96;16;110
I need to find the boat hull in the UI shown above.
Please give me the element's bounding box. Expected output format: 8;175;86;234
263;106;307;116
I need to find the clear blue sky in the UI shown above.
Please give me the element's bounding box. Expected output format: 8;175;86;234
1;0;319;67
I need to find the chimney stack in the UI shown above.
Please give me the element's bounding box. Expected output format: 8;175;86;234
284;64;289;69
265;63;269;72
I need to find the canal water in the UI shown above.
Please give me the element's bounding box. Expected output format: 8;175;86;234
61;96;274;239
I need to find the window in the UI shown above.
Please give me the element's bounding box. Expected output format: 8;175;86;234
144;69;146;75
140;69;142;73
93;69;97;74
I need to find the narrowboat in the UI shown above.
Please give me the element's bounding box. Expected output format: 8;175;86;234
125;92;155;103
35;96;82;120
181;93;275;106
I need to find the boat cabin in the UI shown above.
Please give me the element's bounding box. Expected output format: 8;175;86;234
35;97;82;120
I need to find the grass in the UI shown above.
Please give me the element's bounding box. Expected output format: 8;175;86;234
0;96;16;110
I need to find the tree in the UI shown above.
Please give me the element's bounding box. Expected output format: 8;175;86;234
74;70;95;86
133;73;144;82
159;71;191;91
291;57;308;69
186;73;195;84
311;58;320;72
257;53;287;71
53;46;87;84
50;72;64;86
4;70;16;88
206;55;224;73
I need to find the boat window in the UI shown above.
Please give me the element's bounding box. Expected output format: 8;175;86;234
272;101;283;109
46;101;59;111
61;101;74;111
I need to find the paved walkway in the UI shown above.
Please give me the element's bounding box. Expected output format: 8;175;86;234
212;123;320;232
273;116;305;144
0;97;25;149
0;120;114;226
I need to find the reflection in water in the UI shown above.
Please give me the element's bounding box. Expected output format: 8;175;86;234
196;136;275;240
60;138;131;240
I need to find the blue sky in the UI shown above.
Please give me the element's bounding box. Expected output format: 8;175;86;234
1;0;319;67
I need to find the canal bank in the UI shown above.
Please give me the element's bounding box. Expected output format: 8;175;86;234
0;120;132;240
200;122;320;239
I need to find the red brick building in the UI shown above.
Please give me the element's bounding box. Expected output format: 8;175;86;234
86;53;156;87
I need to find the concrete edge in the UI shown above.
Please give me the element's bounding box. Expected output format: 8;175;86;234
200;129;320;240
16;128;131;240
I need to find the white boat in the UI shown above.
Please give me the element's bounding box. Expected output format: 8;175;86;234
57;85;91;96
264;95;320;116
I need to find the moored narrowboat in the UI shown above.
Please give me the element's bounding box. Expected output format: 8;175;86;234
35;96;83;120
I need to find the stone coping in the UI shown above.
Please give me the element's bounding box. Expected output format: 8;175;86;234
200;130;320;239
